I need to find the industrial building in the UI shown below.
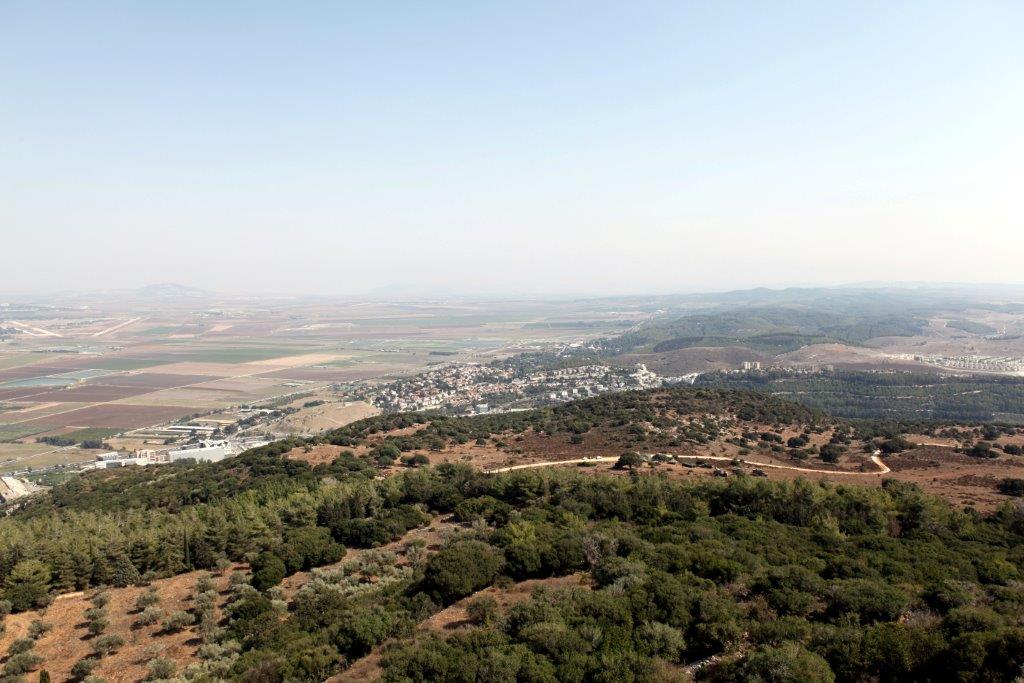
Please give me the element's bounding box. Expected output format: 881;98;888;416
168;440;235;463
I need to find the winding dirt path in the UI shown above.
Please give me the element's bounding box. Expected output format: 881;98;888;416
487;450;890;476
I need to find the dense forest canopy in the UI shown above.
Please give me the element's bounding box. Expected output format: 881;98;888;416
610;308;928;354
694;370;1024;422
3;389;1024;681
6;463;1024;681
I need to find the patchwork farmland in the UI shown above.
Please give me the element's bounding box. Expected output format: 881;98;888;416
1;294;639;473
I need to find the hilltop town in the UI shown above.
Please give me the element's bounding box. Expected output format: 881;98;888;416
371;361;665;413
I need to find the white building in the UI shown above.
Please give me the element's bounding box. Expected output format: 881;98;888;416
168;440;234;463
164;424;219;435
88;449;165;469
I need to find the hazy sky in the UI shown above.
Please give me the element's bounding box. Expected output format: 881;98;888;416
2;1;1022;297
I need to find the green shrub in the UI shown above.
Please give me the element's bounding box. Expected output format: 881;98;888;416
636;621;687;661
713;642;835;682
85;617;108;637
145;658;176;680
250;552;286;591
829;579;907;624
195;575;214;594
27;619;52;640
91;633;125;657
163;610;194;633
135;606;164;627
423;541;504;604
69;658;98;679
83;606;106;622
134;588;160;612
465;595;499;626
2;652;44;676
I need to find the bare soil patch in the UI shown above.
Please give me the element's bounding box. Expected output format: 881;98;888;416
102;373;220;389
0;387;60;401
28;384;155;402
286;443;348;466
0;365;82;382
1;401;88;420
260;366;395;381
0;568;235;683
27;404;203;430
247;353;348;368
140;362;251;377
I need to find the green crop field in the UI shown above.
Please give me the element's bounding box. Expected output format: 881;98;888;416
0;377;75;388
0;354;45;370
0;447;96;474
0;424;46;441
140;325;182;336
57;427;122;442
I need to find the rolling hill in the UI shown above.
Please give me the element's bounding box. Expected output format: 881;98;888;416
2;389;1024;681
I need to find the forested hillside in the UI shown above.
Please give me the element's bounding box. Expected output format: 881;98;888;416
319;387;831;451
2;390;1024;681
608;308;927;354
694;370;1024;422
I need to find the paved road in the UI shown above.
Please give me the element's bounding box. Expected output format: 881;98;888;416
93;316;143;337
3;320;62;337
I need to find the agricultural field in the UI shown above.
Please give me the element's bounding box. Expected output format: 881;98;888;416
0;444;103;474
0;293;640;449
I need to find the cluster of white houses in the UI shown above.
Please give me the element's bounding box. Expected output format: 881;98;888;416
915;355;1024;373
376;362;667;414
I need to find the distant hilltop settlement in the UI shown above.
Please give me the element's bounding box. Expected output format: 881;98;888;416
909;354;1024;374
372;362;695;414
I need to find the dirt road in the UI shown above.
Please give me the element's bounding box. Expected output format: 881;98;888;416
487;451;890;476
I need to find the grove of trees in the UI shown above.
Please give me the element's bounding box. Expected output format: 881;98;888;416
3;390;1024;681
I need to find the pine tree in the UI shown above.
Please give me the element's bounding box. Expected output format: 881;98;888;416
111;554;140;588
90;552;113;587
3;560;52;612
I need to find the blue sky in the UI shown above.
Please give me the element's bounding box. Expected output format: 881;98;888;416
2;1;1021;296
